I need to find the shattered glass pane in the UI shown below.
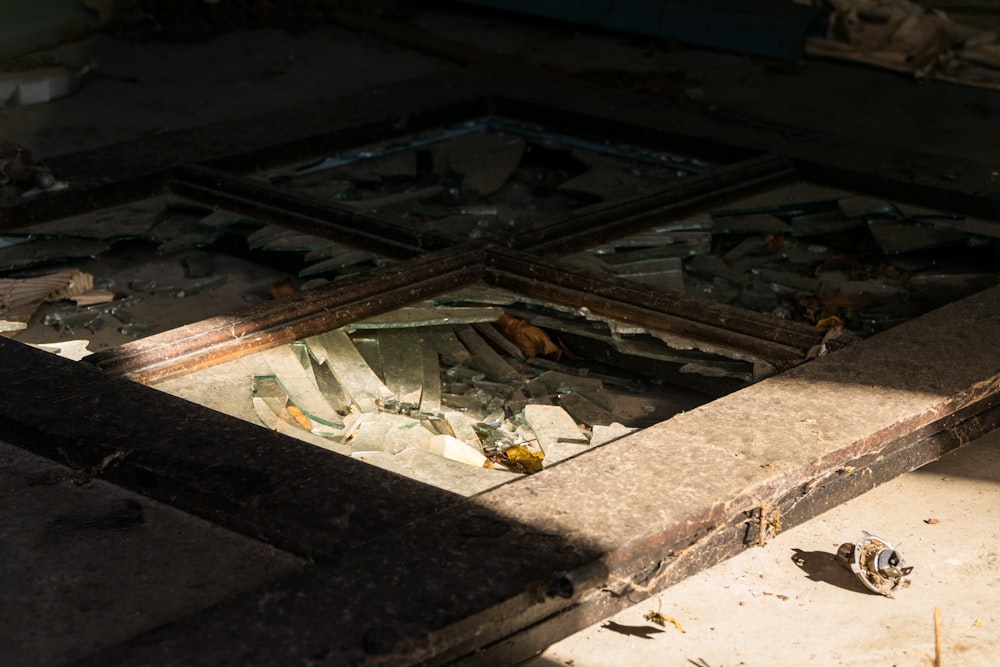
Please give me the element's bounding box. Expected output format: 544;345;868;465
1;197;399;349
155;287;736;497
561;181;1000;337
256;118;710;242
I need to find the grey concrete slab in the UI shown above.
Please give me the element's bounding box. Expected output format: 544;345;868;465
0;441;305;667
2;28;453;159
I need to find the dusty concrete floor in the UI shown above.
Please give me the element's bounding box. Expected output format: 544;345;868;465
525;431;1000;667
3;5;1000;666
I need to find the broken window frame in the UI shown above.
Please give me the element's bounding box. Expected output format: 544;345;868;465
2;66;999;665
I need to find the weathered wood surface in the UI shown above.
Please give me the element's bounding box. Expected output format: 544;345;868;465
84;247;484;384
486;247;827;357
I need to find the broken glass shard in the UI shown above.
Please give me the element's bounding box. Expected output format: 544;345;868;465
348;413;416;454
259;345;344;433
299;250;378;277
536;370;603;394
425;434;490;468
837;196;896;218
194;210;250;229
868;219;970;254
711;199;838;220
721;236;768;262
443;132;525;196
589;231;712;264
246;224;297;249
0;238;112;270
156;228;228;254
522;404;589;449
428;326;472;366
350;333;382;377
473;321;525;361
649;213;715;233
443;411;482;446
350;306;504;329
153;275;226;298
710;213;791;235
310;358;353;414
454;324;519;381
752;267;822;293
42;308;105;333
790;211;866;237
181;252;215;279
679;360;754;382
14;199;166;239
557;391;616;427
910;271;1000;302
377;328;426;411
260;231;339;253
780;239;832;265
419;343;442;415
685;255;748;285
118;322;157;337
306;330;395;412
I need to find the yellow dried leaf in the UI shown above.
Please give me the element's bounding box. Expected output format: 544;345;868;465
504;444;544;473
495;314;563;359
816;315;845;329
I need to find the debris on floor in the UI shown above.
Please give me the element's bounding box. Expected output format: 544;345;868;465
562;183;1000;336
261;118;708;241
0;197;396;346
0;139;65;195
836;530;914;597
0;55;91;107
27;338;93;360
807;0;1000;90
643;610;686;633
0;268;95;334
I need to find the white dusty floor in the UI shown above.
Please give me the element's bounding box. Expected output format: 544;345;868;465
524;431;1000;667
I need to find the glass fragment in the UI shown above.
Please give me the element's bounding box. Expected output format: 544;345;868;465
377;328;426;411
308;330;395;413
350;306;504;329
259;345;344;433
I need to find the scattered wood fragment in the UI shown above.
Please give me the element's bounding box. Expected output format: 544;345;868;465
807;0;1000;90
934;605;943;667
0;268;96;333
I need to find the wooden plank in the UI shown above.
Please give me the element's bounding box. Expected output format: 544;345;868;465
0;338;463;563
84;247;484;384
172;167;455;252
485;248;827;359
513;154;796;252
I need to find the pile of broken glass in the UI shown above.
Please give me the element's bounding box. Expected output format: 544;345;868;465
563;189;1000;335
161;288;718;495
